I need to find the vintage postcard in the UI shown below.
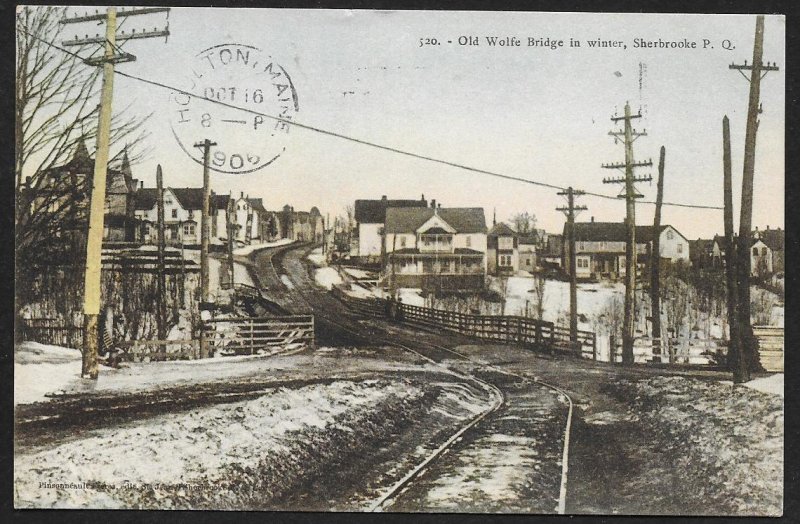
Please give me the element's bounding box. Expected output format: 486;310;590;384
14;7;784;515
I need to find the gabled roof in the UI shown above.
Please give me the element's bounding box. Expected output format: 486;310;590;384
211;194;230;210
171;188;205;210
134;188;158;210
757;229;784;251
571;222;682;243
385;207;486;234
488;222;516;237
247;198;268;214
355;197;428;223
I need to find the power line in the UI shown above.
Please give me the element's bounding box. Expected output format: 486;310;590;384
16;25;724;211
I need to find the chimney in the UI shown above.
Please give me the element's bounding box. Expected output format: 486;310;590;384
421;193;425;202
431;199;436;209
766;225;770;231
591;216;594;223
240;191;244;198
140;180;144;189
438;203;441;209
381;195;387;201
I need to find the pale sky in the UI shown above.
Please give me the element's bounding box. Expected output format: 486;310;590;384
64;8;785;239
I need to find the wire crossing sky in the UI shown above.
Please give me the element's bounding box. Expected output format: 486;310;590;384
21;9;785;237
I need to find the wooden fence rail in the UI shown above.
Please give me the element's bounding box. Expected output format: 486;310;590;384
203;315;315;355
331;286;596;356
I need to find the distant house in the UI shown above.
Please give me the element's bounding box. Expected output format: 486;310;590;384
540;234;563;269
753;226;784;275
134;187;203;246
383;205;487;291
487;222;519;275
518;234;540;273
566;220;690;279
25;140;140;242
353;195;428;263
281;205;324;243
689;238;715;269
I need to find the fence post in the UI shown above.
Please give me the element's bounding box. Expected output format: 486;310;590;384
250;321;254;355
592;332;597;361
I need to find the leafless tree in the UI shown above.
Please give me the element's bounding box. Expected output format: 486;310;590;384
511;211;537;235
530;272;546;321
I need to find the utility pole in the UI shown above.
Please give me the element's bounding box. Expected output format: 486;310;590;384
156;165;167;348
602;102;653;365
556;187;587;348
62;7;170;379
722;115;742;380
729;15;779;380
227;194;236;291
650;146;665;362
194;139;217;304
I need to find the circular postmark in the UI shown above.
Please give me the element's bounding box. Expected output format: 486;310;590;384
169;43;300;174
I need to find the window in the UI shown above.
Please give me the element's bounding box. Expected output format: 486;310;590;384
466;236;471;247
441;260;451;273
526;259;531;266
677;243;683;254
753;247;759;256
188;210;194;219
666;230;674;240
499;254;512;266
172;209;178;219
183;223;196;236
400;236;407;248
762;247;768;256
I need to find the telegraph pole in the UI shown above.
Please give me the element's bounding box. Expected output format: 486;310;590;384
227;194;236;290
194;139;217;304
650;146;665;362
722;115;742;380
729;15;779;379
156;165;167;346
62;7;170;378
602;102;653;365
557;187;587;347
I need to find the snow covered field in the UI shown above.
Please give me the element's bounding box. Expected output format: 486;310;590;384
313;267;343;290
15;379;425;509
14;342;83;405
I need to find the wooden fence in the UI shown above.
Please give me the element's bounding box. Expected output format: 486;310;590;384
203;315;315;355
754;325;783;372
331;286;596;355
19;318;84;349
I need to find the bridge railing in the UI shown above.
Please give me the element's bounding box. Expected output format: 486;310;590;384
331;286;596;356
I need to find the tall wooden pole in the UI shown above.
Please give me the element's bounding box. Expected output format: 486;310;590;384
621;103;637;365
650;146;665;362
735;15;770;379
156;166;167;345
80;8;117;379
227;194;236;290
557;187;586;348
194;139;216;304
722;115;742;380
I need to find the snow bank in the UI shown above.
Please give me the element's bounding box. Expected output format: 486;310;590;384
314;267;343;290
15;342;84;405
15;380;424;509
611;375;783;516
233;238;294;256
306;247;326;267
343;267;374;279
744;374;783;397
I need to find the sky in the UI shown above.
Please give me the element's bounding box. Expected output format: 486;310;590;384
57;8;785;239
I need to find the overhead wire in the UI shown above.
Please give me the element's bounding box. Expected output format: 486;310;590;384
17;25;724;211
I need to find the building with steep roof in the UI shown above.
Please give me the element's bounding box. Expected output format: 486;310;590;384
383;204;487;291
353;195;428;262
487;222;519;275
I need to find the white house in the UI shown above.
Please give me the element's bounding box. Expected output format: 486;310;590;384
134;187;202;246
353;195;428;263
384;205;487;291
566;220;690;279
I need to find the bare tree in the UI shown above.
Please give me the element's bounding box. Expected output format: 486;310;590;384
511;212;537;235
530;272;546;321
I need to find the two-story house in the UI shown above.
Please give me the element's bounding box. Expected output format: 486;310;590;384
487;222;519;275
353;195;428;264
134;187;203;246
383;205;488;291
567;220;690;279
